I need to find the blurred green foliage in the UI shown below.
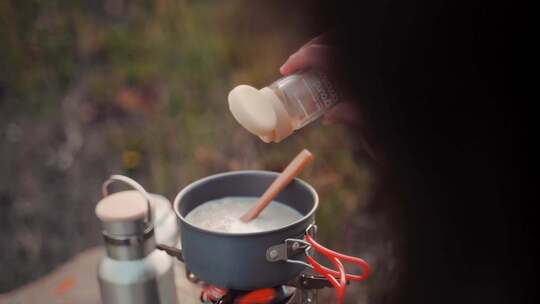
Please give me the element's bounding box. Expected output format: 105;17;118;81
0;0;372;292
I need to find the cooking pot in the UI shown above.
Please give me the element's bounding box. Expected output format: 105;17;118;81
171;170;369;293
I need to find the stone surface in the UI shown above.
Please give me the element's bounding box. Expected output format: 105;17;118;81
0;246;202;304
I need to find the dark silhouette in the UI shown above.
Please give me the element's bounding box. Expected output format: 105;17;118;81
321;0;530;303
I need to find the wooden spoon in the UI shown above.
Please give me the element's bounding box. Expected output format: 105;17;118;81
240;149;315;222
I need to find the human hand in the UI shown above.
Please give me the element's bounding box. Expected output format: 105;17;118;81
280;33;337;76
279;33;361;126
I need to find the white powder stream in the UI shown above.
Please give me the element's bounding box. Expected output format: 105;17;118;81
185;196;303;234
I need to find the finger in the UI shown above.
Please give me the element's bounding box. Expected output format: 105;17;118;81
322;103;362;126
297;31;337;52
280;45;336;76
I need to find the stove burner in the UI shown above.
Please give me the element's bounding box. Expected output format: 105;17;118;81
210;286;295;304
190;270;335;304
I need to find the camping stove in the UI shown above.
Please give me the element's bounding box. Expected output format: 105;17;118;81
187;269;334;304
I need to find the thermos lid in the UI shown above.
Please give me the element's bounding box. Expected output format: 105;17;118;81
96;192;171;225
96;190;149;236
96;190;148;222
97;175;153;237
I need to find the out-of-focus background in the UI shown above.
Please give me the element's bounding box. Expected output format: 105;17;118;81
1;0;379;301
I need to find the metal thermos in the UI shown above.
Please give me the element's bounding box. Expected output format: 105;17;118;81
96;175;178;304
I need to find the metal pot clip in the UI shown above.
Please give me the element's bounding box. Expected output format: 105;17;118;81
266;223;369;281
265;224;317;268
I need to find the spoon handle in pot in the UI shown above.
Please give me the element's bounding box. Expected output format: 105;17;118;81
240;149;314;222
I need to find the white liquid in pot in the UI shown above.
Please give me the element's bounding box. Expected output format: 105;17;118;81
185;196;303;234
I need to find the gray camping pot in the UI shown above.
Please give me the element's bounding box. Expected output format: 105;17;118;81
172;170;318;290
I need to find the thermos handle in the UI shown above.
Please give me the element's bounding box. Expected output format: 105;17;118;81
101;175;153;226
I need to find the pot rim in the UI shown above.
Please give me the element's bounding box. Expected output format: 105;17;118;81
173;170;319;237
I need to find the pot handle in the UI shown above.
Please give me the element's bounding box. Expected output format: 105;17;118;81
268;224;369;304
266;225;370;283
303;227;370;304
304;233;370;282
156;243;184;262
